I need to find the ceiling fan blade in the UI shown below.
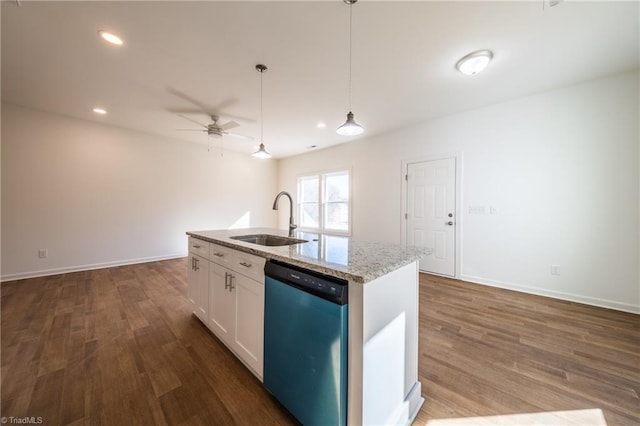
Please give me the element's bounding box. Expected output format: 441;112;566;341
177;114;208;128
167;88;211;112
225;132;254;141
167;108;208;114
176;129;207;132
224;113;257;124
210;97;237;114
166;88;257;123
219;120;239;131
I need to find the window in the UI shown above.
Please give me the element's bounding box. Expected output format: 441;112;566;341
297;170;350;234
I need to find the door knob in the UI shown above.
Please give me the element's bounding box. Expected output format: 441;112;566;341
446;221;454;226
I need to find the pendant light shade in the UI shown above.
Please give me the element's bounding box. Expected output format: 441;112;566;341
337;0;364;136
337;111;364;136
252;142;271;159
252;64;272;159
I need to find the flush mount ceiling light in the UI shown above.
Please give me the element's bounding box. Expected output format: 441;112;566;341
252;64;272;159
92;107;107;115
455;50;493;75
336;0;364;136
97;30;123;46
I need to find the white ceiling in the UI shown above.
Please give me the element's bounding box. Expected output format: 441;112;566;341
2;1;638;159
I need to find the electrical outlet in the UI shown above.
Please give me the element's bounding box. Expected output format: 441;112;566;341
490;205;498;215
550;265;560;276
38;249;48;259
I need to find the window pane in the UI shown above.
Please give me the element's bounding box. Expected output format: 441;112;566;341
300;203;319;228
324;202;349;231
324;173;349;202
299;176;319;202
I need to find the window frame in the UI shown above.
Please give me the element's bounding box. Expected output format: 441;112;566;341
296;168;351;236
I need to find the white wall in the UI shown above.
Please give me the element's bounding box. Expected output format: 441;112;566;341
1;104;278;280
279;70;640;313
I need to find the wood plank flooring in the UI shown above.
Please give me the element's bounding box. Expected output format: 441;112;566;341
413;274;639;426
1;258;296;425
2;258;638;425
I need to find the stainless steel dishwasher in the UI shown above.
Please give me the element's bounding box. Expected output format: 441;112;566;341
263;259;348;426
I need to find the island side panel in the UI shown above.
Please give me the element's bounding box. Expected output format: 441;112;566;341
361;261;422;425
348;280;364;426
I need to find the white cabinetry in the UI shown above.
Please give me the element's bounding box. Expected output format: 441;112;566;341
188;237;210;322
230;272;264;375
208;243;265;378
208;262;235;340
188;238;265;379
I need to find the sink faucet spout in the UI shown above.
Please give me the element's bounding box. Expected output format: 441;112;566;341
272;191;297;237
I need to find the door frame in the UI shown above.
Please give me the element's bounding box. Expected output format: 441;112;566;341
401;152;463;278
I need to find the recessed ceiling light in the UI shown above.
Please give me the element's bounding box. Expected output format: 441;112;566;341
92;107;107;115
316;122;326;129
456;50;493;75
98;30;123;46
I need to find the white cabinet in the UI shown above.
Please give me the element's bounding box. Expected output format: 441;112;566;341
188;238;210;323
208;262;235;341
230;272;264;376
188;238;265;379
208;243;265;378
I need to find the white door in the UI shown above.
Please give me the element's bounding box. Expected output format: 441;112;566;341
406;158;456;276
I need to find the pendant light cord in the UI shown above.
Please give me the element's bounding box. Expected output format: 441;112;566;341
260;68;264;144
348;1;353;112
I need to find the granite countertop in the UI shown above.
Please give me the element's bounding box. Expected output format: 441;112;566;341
186;228;431;284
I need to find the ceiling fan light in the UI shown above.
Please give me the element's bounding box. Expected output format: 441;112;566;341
456;50;493;75
252;143;271;159
336;111;364;136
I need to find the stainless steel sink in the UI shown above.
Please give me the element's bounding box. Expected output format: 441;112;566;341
230;234;308;246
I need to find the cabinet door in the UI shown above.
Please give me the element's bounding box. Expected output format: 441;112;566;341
233;273;265;377
188;255;198;308
209;262;235;341
191;255;209;322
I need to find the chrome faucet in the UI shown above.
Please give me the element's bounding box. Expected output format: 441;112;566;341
272;191;297;237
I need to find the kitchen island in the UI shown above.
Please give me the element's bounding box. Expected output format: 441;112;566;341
186;228;430;425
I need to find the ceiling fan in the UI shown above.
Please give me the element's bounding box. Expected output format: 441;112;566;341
176;114;253;140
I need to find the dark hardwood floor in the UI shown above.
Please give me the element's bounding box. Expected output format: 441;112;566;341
1;258;295;426
1;258;638;425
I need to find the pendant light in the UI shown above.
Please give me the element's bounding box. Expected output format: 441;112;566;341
252;64;272;159
337;0;364;136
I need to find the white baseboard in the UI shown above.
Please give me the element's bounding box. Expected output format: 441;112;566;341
459;274;639;314
1;253;187;282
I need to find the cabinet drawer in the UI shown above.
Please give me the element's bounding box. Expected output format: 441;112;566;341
189;237;210;259
233;252;266;283
209;243;234;267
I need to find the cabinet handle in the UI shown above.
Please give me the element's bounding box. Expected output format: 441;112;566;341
224;272;230;290
192;244;202;249
239;261;252;268
213;252;224;258
191;256;195;270
228;274;235;292
194;258;200;271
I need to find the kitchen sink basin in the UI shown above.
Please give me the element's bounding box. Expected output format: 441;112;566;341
230;234;308;247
